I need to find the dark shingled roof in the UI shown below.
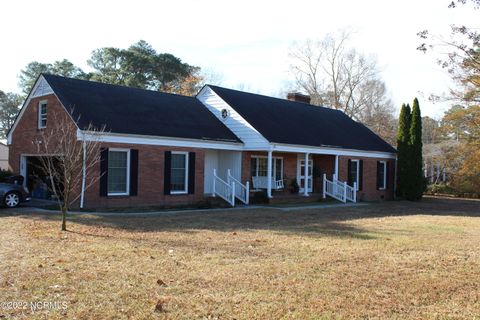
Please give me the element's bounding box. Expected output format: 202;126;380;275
43;74;241;143
208;85;396;153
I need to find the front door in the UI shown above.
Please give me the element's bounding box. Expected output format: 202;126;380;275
297;158;313;193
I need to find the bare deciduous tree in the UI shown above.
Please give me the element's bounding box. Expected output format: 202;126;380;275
34;112;105;231
289;30;397;143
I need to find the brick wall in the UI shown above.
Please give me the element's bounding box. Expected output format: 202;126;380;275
312;154;335;193
241;152;394;200
337;156;395;201
84;144;205;208
9;94;74;173
10;94;396;207
9;94;207;209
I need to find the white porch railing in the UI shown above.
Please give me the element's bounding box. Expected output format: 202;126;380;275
323;173;356;203
252;176;284;190
227;169;249;205
213;169;235;206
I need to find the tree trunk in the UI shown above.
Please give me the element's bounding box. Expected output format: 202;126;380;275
61;205;67;231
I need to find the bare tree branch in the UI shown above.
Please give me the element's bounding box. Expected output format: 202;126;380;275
33;110;106;231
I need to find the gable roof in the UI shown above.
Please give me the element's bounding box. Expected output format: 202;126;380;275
208;85;396;153
42;74;241;143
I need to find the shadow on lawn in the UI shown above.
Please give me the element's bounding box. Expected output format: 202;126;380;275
2;196;479;239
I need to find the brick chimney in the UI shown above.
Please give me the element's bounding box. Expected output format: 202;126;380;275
287;92;311;104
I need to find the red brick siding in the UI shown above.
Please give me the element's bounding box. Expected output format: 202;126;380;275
84;144;205;208
10;94;395;207
338;156;395;201
312;154;335;193
242;152;394;200
9;94;75;173
9;94;207;209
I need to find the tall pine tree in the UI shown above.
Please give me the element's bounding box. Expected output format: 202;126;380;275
396;103;411;198
406;98;423;200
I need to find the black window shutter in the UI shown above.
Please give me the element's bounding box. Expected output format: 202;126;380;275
164;151;171;195
99;148;108;197
376;161;381;190
129;149;138;196
188;152;196;194
347;159;352;186
386;161;390;189
359;160;364;191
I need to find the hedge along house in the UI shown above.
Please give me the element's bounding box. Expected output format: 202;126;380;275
8;74;396;209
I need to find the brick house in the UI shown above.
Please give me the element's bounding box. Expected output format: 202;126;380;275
8;74;396;208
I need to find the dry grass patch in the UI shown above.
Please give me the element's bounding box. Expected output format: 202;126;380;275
0;197;479;319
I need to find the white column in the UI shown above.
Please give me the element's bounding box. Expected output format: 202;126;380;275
334;155;339;179
267;151;273;198
304;152;309;197
322;173;326;199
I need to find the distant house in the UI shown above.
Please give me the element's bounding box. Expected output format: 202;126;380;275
0;142;8;171
7;74;396;208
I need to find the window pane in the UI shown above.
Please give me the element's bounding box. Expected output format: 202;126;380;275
171;154;186;169
251;158;257;177
379;162;386;188
257;158;267;176
275;159;282;180
349;161;358;185
40;104;47;127
171;154;186;192
108;151;128;194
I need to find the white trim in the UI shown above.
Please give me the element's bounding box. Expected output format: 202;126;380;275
107;148;130;196
271;143;396;159
251;155;283;181
78;130;396;161
297;155;313;193
78;130;243;151
379;160;387;190
334;155;339;177
7;75;81;145
267;151;272;198
38;100;48;129
197;86;270;149
170;151;189;195
20;155;27;187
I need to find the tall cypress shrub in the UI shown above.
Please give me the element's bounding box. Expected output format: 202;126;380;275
396;103;411;198
407;98;423;200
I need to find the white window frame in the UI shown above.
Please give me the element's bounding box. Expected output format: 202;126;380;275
38;100;48;129
107;148;130;196
251;155;283;180
350;159;360;191
170;151;189;195
379;161;387;190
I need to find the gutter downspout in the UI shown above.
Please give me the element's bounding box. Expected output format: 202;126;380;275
80;136;86;209
393;155;398;199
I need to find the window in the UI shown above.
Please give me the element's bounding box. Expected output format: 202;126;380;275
38;101;47;128
107;149;130;195
348;159;359;189
377;161;387;190
170;152;188;194
275;158;283;181
251;156;283;180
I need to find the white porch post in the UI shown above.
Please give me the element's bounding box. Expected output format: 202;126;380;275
267;150;273;198
334;155;339;179
304;152;309;197
322;173;326;199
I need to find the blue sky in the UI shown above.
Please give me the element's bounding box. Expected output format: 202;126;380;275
1;0;478;117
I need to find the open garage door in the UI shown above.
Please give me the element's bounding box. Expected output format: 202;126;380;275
25;156;63;200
